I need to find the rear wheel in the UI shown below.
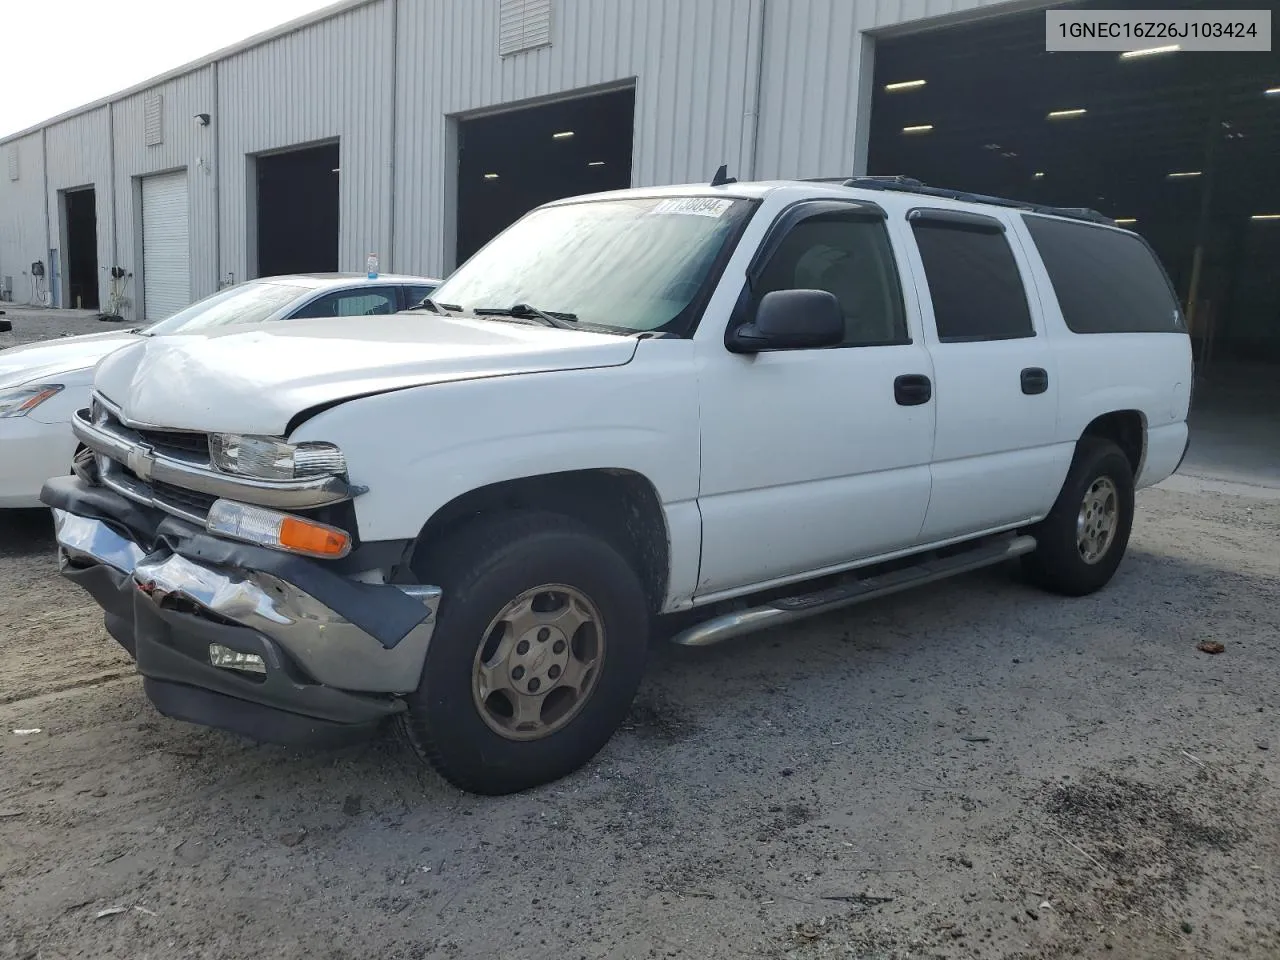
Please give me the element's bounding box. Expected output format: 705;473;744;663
1022;437;1135;596
399;510;649;795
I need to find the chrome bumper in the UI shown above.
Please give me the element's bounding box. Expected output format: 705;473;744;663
53;510;441;694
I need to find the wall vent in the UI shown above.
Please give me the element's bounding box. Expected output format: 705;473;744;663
499;0;552;57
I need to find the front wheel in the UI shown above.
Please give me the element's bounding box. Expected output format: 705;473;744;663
399;510;649;795
1022;437;1135;596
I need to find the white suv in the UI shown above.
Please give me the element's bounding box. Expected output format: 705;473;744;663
46;177;1192;795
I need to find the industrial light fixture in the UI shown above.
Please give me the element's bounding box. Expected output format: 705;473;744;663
884;79;926;92
1251;213;1280;220
1032;171;1045;179
587;161;605;166
1120;44;1180;59
552;130;575;139
1114;217;1138;225
1266;87;1280;96
1166;170;1202;179
1047;108;1087;119
902;124;933;134
484;172;499;179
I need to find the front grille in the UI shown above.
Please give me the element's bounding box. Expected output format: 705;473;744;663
136;428;210;460
90;396;216;522
151;481;219;518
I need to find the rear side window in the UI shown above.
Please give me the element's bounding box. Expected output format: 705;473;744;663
910;219;1034;342
1022;215;1183;334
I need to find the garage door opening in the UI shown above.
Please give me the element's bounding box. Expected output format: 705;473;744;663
256;142;339;277
867;0;1280;486
456;87;635;264
63;187;99;310
868;0;1280;370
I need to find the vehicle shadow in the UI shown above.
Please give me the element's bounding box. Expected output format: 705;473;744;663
0;507;55;560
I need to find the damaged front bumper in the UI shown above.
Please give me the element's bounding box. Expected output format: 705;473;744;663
45;477;440;746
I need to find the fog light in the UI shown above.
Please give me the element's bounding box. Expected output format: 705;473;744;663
209;643;267;675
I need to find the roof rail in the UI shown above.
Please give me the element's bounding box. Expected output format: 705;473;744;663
839;176;1115;226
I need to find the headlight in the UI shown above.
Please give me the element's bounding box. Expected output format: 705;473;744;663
0;384;64;419
209;434;346;481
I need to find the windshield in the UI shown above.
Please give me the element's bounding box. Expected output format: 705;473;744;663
432;195;756;334
141;281;312;335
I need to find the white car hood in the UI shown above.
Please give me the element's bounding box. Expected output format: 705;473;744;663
0;330;140;388
94;315;640;435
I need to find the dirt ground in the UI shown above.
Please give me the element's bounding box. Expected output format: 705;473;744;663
1;312;1278;960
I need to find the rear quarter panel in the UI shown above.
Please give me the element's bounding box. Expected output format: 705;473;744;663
1009;219;1193;489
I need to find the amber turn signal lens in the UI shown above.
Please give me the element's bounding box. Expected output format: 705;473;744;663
279;516;350;557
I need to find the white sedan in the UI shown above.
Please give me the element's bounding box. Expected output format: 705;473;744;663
0;272;440;508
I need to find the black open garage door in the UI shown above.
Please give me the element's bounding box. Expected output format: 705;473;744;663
456;87;635;264
868;0;1280;371
63;187;99;310
256;142;340;277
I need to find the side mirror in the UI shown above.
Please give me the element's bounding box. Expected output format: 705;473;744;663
727;289;844;354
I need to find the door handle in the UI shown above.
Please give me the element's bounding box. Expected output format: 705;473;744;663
894;374;932;406
1021;367;1049;395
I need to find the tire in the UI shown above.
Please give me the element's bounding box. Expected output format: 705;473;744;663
1022;437;1135;596
398;510;650;795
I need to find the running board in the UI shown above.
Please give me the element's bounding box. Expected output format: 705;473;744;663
669;534;1037;648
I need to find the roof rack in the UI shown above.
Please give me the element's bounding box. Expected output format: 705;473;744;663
837;176;1115;226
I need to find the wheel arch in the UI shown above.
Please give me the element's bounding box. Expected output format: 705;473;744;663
1080;409;1146;478
411;468;671;613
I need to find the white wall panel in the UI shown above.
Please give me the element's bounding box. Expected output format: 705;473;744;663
44;108;113;310
0;134;47;304
112;66;217;322
217;0;392;283
394;0;758;276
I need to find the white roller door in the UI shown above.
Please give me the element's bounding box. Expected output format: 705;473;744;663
141;171;190;321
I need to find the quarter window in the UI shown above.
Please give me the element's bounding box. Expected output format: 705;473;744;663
911;219;1034;342
752;212;908;346
1022;215;1183;334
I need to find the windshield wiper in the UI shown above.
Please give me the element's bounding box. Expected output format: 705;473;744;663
473;303;579;329
412;297;462;315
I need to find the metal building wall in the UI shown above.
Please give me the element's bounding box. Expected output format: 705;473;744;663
112;67;219;322
393;0;760;275
216;0;393;284
44;107;113;310
0;133;48;304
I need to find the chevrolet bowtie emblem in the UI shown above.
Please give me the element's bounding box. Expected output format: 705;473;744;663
127;445;156;481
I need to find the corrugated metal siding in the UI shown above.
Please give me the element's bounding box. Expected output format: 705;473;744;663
217;0;393;282
113;66;217;322
0;133;47;303
394;0;757;275
45;108;113;310
0;0;1030;302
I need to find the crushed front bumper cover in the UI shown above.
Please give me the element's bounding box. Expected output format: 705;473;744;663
44;477;441;747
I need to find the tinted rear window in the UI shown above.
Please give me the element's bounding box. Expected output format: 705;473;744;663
1022;215;1184;334
911;220;1034;342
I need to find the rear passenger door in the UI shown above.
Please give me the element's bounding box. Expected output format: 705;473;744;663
900;208;1065;541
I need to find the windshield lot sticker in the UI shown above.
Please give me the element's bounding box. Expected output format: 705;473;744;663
648;197;734;218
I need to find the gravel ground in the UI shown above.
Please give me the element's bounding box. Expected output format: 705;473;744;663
0;305;122;348
1;313;1277;960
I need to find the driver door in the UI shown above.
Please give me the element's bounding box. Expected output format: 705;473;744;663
694;201;936;600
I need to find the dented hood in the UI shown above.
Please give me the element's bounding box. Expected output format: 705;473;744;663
93;314;638;435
